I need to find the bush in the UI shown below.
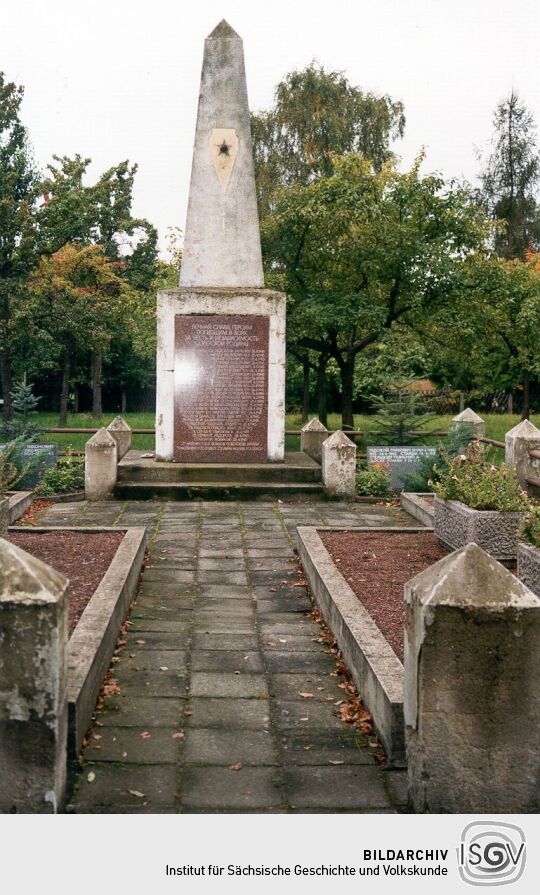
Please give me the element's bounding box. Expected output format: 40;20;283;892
519;505;540;548
433;456;529;512
356;462;392;497
35;451;84;495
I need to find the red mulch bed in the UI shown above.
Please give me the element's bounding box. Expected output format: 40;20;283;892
7;531;124;636
320;530;448;662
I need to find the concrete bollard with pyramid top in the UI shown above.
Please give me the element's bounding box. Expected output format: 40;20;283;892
109;20;354;501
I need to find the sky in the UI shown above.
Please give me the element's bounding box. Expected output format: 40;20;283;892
2;0;540;255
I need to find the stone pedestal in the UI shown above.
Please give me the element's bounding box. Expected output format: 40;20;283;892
0;538;69;813
106;416;132;460
405;543;540;813
156;288;285;462
452;407;485;438
322;430;357;498
85;428;118;500
505;418;540;490
301;418;328;464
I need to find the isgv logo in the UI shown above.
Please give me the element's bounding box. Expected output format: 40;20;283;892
458;822;526;887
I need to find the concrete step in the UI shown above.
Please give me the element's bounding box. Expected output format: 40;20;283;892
117;451;321;485
114;481;324;501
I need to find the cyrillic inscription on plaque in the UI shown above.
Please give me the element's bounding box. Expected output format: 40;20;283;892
174;315;269;462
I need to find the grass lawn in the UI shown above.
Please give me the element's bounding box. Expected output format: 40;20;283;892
33;410;538;456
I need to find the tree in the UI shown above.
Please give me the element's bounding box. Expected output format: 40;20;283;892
26;245;136;424
479;90;540;259
251;63;405;217
0;72;40;421
263;154;489;427
39;155;158;417
432;254;540;419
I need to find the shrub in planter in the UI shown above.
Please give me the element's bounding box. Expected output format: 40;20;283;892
517;505;540;596
35;450;85;496
432;456;529;561
356;462;392;497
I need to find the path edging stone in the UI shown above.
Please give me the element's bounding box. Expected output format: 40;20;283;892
296;525;415;762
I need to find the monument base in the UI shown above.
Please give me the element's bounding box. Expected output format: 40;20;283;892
156;287;286;462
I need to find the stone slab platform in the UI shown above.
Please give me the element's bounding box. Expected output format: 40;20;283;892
27;496;412;813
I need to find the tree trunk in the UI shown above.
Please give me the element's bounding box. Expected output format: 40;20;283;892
91;351;103;419
317;357;328;428
73;385;79;413
521;370;530;420
301;359;310;421
340;357;355;430
508;391;513;415
0;350;13;421
59;354;71;426
121;388;127;414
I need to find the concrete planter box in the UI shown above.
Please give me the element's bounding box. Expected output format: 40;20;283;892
517;542;540;597
400;492;434;527
434;495;523;562
296;525;426;762
8;524;147;757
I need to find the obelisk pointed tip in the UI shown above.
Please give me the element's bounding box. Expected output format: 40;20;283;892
207;19;241;40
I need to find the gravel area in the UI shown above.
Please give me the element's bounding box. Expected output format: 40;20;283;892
320;530;447;661
8;530;125;636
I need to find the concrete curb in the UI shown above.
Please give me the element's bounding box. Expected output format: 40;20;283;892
7;491;33;523
66;526;148;755
295;525;425;762
400;492;434;527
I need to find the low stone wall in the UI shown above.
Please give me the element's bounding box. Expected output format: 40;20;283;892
296;525;410;761
66;526;147;754
8;491;33;523
400;492;434;528
434;496;523;562
517;542;540;597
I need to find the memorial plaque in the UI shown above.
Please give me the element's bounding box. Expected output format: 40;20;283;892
0;442;58;488
367;445;437;491
173;315;269;462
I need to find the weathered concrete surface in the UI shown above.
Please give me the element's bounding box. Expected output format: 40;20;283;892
0;496;8;535
400;492;434;528
405;543;540;813
20;496;412;813
156;288;286;462
434;495;523;561
296;525;409;761
300;418;328;465
517;541;540;597
7;491;33;524
85;428;118;500
322;431;357;498
67;526;148;755
106;417;132;460
0;537;69;813
505;418;540;491
451;407;485;438
180;20;263;288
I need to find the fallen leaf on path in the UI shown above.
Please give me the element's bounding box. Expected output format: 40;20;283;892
128;789;145;798
298;692;314;699
229;762;243;771
140;731;151;739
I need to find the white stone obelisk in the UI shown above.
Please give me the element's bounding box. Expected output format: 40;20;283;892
180;20;264;288
156;20;286;463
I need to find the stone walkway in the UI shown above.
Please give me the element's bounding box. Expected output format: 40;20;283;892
34;497;411;813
